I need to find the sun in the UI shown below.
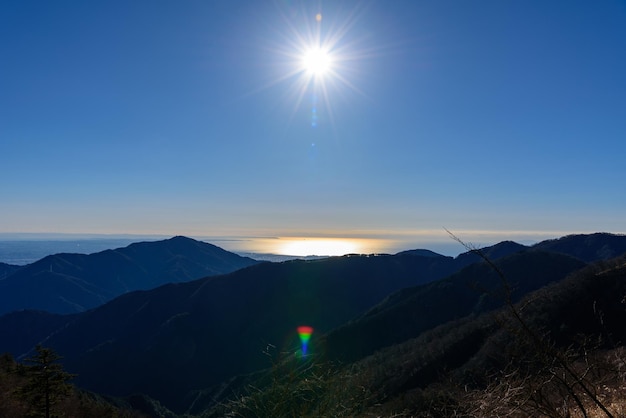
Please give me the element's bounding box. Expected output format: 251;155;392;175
250;3;370;129
301;47;332;77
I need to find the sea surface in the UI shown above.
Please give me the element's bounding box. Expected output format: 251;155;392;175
0;239;144;265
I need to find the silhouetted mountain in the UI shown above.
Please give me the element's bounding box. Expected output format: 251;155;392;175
0;251;481;413
454;240;529;265
0;236;258;315
532;232;626;262
395;249;448;258
344;257;626;416
0;310;77;358
458;259;626;380
204;256;626;417
0;262;20;278
3;233;623;415
323;249;585;363
392;240;528;279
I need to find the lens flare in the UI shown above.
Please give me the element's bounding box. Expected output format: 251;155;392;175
297;325;314;355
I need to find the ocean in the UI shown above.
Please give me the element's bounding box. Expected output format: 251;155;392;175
0;239;144;265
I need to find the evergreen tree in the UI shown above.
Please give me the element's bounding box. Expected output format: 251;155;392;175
19;345;75;418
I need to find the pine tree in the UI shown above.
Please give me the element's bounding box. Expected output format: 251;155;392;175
19;345;75;418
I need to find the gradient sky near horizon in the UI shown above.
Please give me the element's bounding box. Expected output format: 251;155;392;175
2;1;626;255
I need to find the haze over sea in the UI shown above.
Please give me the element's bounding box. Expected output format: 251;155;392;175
0;237;144;265
0;232;550;266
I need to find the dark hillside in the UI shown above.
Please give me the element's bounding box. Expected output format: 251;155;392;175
323;250;585;363
0;311;76;358
362;257;626;416
454;240;528;265
22;251;472;413
395;249;448;258
533;232;626;262
211;257;626;417
4;233;622;416
371;257;626;417
0;351;152;418
0;236;258;315
0;262;20;278
395;240;528;278
466;258;626;373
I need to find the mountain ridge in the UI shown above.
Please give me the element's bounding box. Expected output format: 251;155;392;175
322;249;586;363
0;236;258;315
0;248;503;412
2;232;626;414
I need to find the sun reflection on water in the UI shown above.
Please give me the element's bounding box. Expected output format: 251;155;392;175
278;237;359;256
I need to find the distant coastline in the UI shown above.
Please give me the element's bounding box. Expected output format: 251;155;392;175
0;238;147;265
0;237;325;266
0;232;548;265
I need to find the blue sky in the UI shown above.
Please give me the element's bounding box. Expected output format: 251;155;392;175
2;0;625;255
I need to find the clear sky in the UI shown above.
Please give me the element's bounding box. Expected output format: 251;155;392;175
2;1;625;255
